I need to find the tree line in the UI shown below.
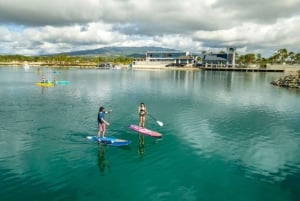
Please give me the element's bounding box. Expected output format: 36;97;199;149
236;48;300;67
0;54;133;66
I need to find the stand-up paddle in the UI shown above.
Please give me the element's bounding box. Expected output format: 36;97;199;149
148;113;164;126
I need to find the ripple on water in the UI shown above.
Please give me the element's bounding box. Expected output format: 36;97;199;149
1;68;300;201
237;132;300;183
175;102;300;185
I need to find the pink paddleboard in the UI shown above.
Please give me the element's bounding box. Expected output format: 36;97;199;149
129;124;162;138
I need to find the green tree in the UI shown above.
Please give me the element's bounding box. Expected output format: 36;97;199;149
277;48;288;64
295;53;300;64
256;53;262;63
288;51;295;64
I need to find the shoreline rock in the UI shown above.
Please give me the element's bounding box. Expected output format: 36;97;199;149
271;70;300;88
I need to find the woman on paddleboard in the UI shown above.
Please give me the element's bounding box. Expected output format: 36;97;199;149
98;106;112;138
138;102;147;127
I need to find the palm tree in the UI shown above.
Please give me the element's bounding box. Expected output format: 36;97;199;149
256;53;262;63
245;53;255;64
270;51;280;64
288;51;295;64
295;53;300;64
277;48;288;64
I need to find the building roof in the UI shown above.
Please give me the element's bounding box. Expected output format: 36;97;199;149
176;55;193;60
203;55;227;61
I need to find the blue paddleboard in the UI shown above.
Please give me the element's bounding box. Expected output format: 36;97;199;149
56;80;70;85
86;136;131;146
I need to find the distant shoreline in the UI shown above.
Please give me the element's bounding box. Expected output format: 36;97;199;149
1;62;300;73
0;62;98;68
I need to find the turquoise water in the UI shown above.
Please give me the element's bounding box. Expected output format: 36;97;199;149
0;67;300;201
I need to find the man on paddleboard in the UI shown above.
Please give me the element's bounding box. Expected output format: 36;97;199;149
97;106;112;138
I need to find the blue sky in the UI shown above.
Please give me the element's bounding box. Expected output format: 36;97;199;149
0;0;300;57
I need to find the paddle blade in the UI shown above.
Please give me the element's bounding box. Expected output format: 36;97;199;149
157;121;164;127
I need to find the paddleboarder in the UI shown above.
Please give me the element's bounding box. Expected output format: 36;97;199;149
97;106;112;138
138;102;147;127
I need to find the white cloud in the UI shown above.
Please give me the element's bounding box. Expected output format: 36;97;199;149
0;0;300;56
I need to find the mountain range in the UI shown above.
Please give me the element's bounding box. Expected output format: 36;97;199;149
55;46;179;57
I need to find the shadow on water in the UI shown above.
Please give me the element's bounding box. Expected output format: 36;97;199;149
137;134;163;159
97;144;110;176
138;134;144;158
96;142;131;176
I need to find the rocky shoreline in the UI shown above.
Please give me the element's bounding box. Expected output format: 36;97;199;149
271;70;300;89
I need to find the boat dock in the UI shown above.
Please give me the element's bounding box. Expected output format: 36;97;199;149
202;67;284;72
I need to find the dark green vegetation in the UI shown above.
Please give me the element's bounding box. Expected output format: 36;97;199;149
236;48;300;68
0;54;133;66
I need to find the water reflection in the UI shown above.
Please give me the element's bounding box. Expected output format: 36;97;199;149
172;70;300;184
40;86;46;94
1;67;299;201
138;134;145;158
179;110;300;183
97;144;110;176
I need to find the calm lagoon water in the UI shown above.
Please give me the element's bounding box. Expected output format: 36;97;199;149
0;66;299;201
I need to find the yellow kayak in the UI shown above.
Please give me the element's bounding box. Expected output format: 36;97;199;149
35;82;54;87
